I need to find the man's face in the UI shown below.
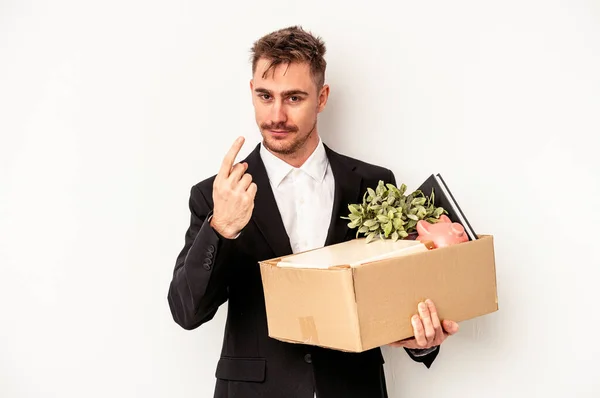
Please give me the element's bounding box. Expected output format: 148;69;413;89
250;58;328;156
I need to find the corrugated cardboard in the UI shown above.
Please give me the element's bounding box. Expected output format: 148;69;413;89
258;235;498;353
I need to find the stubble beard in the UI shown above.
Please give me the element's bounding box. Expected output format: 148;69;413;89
261;119;318;156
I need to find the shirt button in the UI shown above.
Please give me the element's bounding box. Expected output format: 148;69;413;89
304;354;312;364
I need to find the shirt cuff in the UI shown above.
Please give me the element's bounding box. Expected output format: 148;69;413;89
408;346;438;357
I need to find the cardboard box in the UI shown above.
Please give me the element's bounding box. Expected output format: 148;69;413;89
258;235;498;353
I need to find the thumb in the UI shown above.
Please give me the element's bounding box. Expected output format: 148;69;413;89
442;320;459;335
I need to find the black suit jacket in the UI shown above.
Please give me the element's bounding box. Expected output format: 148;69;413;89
168;143;439;398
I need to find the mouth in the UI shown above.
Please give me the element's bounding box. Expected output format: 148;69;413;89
268;130;291;137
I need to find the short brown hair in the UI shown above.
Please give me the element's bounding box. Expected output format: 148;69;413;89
250;26;327;88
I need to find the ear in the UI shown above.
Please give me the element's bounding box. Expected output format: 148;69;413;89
250;79;254;92
317;84;330;113
451;222;465;236
416;220;431;236
439;214;452;223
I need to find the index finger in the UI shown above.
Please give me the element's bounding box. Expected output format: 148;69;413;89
218;136;245;178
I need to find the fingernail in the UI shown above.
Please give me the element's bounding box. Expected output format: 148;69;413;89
418;302;426;311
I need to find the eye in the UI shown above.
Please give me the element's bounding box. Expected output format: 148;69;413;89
289;96;301;102
259;93;271;101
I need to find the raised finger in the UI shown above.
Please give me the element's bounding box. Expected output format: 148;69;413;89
426;299;443;342
411;314;427;347
418;301;435;345
218;136;245;179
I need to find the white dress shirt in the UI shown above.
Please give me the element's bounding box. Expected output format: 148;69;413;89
260;137;333;398
260;137;335;254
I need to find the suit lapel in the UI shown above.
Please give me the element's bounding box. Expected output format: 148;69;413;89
323;145;363;246
245;144;293;258
244;142;363;257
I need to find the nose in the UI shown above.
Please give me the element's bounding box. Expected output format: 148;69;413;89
269;100;287;124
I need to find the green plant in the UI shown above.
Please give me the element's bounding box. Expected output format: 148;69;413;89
342;180;447;243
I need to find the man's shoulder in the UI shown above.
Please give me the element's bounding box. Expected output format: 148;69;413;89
329;149;395;182
192;174;217;190
188;174;217;206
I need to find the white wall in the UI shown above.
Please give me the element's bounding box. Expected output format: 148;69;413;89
2;0;599;396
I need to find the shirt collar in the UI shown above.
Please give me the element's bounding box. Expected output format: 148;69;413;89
260;137;329;187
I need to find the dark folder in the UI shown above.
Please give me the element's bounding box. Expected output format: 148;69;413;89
417;173;478;241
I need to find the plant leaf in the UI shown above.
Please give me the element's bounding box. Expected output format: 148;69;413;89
399;183;407;196
393;218;404;230
384;221;393;236
363;219;378;227
376;215;389;223
411;197;426;206
367;187;376;200
348;204;361;215
348;213;360;221
407;214;419;221
391;231;399;241
366;232;376;244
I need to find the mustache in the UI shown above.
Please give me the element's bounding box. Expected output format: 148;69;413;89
261;122;298;133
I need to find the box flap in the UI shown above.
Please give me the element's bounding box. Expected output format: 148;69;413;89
271;238;429;269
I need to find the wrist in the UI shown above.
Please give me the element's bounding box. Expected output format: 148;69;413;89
209;216;239;239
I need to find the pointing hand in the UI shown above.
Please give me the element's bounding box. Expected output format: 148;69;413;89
210;137;257;238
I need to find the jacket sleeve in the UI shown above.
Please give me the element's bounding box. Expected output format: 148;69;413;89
387;168;441;369
404;346;440;368
167;184;237;330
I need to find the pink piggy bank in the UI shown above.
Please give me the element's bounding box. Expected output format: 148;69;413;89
416;215;468;248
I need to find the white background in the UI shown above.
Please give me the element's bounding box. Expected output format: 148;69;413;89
2;0;599;397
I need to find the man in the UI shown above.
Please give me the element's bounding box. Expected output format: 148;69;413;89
168;26;459;398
